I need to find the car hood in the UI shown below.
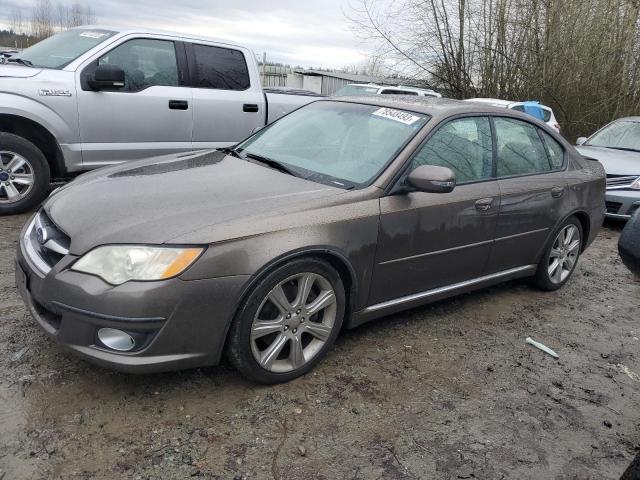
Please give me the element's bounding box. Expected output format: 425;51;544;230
45;150;343;254
0;64;41;78
576;145;640;176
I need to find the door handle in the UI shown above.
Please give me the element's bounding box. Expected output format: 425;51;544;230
243;104;259;113
475;197;494;212
168;100;189;110
551;186;565;198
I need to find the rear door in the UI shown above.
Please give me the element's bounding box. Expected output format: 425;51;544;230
486;116;569;272
187;43;265;149
369;116;500;305
77;36;193;167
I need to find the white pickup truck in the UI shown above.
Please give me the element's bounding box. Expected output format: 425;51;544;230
0;26;321;214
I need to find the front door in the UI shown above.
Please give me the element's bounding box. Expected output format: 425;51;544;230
487;117;569;273
76;37;193;168
369;116;500;305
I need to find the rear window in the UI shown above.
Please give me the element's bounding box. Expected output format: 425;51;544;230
191;44;250;91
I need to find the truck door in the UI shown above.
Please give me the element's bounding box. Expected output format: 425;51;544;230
186;43;265;149
76;36;193;168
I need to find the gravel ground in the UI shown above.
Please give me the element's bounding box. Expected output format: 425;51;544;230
0;213;638;480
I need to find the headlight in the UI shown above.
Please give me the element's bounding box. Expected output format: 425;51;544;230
631;177;640;190
72;246;204;285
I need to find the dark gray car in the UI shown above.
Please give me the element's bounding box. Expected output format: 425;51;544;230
15;97;605;383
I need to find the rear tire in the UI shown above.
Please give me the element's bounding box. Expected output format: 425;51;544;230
0;132;51;216
532;216;583;291
227;258;345;384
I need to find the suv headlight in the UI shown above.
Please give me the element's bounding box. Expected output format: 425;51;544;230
631;177;640;190
72;246;204;285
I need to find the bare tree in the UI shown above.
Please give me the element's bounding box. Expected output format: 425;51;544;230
347;0;640;139
30;0;55;40
9;6;24;34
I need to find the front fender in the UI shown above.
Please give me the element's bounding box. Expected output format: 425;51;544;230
0;91;78;143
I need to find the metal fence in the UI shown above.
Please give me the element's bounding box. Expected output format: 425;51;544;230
260;64;291;87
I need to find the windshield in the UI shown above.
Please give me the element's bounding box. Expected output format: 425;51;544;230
586;120;640;151
334;84;379;96
10;28;116;69
236;101;429;188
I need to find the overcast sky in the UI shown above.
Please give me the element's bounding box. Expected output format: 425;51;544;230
0;0;375;68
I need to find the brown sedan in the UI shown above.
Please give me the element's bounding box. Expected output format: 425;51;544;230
16;97;605;383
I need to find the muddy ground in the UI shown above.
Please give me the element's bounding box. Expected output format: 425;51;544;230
0;213;638;480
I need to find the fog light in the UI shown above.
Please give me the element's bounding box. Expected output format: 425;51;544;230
97;328;135;352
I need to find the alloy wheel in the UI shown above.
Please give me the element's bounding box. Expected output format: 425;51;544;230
0;151;35;204
250;272;337;373
548;224;581;284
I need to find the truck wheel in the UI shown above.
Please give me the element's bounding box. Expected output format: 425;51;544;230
0;133;51;215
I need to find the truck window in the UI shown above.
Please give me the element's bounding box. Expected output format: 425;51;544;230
98;39;179;92
191;44;250;91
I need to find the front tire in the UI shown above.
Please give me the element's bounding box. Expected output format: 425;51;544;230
0;133;51;216
227;258;346;384
532;216;583;291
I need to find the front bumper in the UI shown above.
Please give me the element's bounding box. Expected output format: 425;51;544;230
605;190;640;219
16;234;250;374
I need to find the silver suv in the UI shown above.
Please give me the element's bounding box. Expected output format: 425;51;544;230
0;26;317;215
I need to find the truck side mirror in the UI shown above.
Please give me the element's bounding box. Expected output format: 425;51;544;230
87;64;125;91
407;165;456;193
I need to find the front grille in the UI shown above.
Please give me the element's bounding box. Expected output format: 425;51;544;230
606;175;638;189
605;201;623;214
22;210;70;274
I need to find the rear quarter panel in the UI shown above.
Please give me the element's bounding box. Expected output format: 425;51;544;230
564;152;606;249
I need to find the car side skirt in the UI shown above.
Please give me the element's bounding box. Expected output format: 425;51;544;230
349;264;537;328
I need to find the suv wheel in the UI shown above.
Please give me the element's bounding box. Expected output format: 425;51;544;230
227;258;345;384
533;216;583;291
0;133;51;215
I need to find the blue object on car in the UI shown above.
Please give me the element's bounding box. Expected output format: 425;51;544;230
523;101;545;121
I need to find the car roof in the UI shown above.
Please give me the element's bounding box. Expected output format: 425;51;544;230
326;95;538;119
614;117;640;122
70;25;246;50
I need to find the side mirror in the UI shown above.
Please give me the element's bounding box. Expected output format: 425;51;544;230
407;165;456;193
88;64;125;91
575;137;588;146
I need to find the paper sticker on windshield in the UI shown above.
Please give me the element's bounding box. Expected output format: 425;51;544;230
372;107;421;125
80;31;108;39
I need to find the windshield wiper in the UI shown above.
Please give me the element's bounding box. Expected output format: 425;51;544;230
243;152;301;178
6;57;33;67
220;147;242;158
607;146;640;153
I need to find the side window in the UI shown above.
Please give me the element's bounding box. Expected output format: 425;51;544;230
411;117;493;183
98;38;178;92
494;117;551;177
192;44;250;90
540;130;565;169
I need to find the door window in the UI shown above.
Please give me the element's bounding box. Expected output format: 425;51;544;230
98;38;178;92
191;44;250;91
494;117;552;177
539;130;565;169
411;116;493;183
